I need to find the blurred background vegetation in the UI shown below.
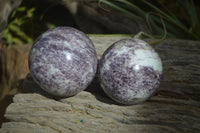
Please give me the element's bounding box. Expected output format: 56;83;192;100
1;0;200;45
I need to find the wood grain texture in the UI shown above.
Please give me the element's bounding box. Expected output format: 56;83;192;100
0;35;200;133
0;45;30;100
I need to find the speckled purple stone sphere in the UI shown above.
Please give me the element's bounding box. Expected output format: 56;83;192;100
29;27;97;97
99;39;162;105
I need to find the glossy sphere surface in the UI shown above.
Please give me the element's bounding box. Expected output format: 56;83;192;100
29;27;97;97
99;39;162;104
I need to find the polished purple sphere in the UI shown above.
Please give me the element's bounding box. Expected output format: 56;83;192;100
99;39;162;105
29;27;97;97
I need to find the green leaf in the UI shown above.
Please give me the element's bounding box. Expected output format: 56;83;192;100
141;0;189;32
27;8;35;18
12;37;24;44
116;0;146;17
17;6;27;12
98;0;143;21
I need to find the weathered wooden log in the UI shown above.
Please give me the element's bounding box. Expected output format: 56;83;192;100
0;45;30;100
0;35;200;133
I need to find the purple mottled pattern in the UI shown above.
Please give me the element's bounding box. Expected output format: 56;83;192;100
99;39;162;105
29;27;97;97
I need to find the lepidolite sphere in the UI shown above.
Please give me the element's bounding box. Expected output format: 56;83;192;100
99;39;162;105
29;27;97;97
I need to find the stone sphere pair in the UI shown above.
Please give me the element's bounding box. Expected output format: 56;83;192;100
29;27;162;105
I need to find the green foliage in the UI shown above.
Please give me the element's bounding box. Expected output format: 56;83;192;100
93;0;200;40
2;6;35;45
2;0;199;44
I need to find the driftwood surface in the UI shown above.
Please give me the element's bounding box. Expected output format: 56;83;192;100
0;35;200;133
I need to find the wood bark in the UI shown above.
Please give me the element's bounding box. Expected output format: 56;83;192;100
0;35;200;133
0;45;30;100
